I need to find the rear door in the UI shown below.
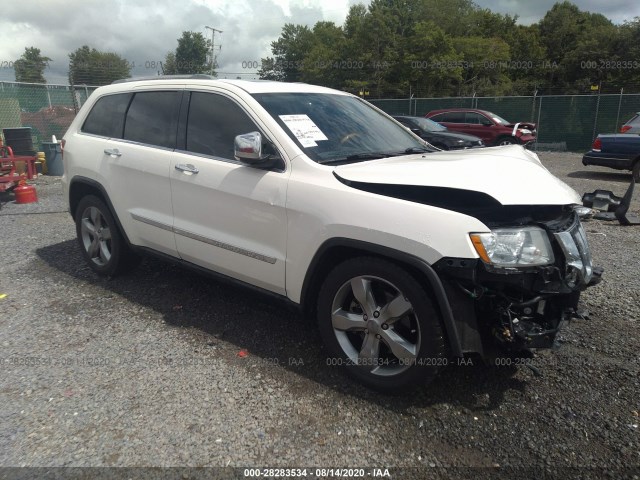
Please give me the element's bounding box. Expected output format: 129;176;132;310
432;111;467;135
99;89;182;256
169;90;288;295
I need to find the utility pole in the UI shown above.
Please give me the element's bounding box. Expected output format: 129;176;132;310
205;26;223;76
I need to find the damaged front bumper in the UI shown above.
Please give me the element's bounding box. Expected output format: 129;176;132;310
434;213;603;355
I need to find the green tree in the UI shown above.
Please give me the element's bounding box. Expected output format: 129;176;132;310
453;37;512;96
14;47;51;83
405;22;463;97
68;46;131;85
175;31;212;75
162;52;178;75
538;2;617;91
299;22;347;89
258;24;314;82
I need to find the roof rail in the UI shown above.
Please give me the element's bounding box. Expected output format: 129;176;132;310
111;74;216;84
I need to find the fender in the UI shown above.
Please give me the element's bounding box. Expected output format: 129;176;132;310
68;176;133;247
301;238;464;357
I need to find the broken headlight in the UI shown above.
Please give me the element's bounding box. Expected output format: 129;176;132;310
470;227;554;267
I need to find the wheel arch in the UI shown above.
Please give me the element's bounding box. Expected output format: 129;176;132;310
300;238;463;357
494;134;518;146
68;176;132;246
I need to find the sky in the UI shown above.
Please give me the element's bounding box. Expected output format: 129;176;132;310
1;0;638;85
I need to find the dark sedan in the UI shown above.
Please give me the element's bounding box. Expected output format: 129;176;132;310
393;115;484;150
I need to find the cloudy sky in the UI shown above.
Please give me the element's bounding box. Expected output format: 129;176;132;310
1;0;638;85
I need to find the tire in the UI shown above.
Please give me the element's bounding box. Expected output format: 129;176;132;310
317;257;447;392
495;136;516;146
633;160;640;182
75;195;140;276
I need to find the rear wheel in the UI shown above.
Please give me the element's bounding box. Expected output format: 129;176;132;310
75;195;139;276
317;257;447;392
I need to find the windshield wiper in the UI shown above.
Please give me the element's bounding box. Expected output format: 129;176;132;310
403;146;432;154
318;152;397;165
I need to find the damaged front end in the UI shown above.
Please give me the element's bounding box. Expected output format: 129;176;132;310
434;205;603;355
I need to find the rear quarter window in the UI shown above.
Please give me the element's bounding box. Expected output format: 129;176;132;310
81;93;132;138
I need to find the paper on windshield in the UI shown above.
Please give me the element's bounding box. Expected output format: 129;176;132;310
279;114;328;147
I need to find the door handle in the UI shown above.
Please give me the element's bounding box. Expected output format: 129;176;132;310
175;163;199;174
104;148;122;157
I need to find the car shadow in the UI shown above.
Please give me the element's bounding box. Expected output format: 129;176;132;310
36;239;529;412
567;170;632;183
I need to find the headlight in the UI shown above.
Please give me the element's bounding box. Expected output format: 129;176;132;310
470;227;554;267
518;128;532;134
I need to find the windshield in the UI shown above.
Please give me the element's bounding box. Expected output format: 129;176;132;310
252;92;429;164
486;111;510;124
410;117;447;132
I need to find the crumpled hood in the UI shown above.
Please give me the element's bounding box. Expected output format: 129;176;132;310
334;145;580;206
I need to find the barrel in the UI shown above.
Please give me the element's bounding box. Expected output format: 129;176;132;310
42;142;63;175
3;127;36;156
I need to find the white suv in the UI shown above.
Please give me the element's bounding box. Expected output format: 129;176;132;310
62;76;602;391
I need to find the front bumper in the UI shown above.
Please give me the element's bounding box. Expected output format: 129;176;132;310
434;214;602;354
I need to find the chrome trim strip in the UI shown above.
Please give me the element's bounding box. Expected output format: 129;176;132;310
131;213;277;264
173;227;277;264
130;213;173;232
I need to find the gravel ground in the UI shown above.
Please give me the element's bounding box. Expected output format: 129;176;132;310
0;153;638;480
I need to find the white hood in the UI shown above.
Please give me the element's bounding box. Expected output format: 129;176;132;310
334;145;581;206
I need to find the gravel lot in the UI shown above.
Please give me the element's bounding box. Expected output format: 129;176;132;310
0;152;638;479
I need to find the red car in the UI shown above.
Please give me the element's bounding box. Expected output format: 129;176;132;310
426;108;536;147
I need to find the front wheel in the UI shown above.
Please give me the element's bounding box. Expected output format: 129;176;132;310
75;195;139;276
496;136;517;146
317;257;447;392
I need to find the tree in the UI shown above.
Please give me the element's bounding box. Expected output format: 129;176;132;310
68;46;131;85
299;22;347;89
162;52;178;75
258;24;314;82
453;37;512;96
405;22;463;97
175;31;212;75
14;47;51;83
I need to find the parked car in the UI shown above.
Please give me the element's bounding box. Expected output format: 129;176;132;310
392;115;484;150
426;108;536;146
620;112;640;134
582;134;640;181
62;76;601;392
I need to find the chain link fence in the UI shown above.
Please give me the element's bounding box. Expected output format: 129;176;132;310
2;81;640;153
0;81;97;148
370;92;640;152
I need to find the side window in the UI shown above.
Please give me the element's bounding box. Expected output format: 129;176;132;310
442;112;465;123
186;92;259;159
123;91;181;148
465;112;480;124
468;112;492;125
82;93;132;138
430;113;445;122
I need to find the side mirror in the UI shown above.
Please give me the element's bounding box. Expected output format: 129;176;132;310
234;131;265;164
234;131;284;171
